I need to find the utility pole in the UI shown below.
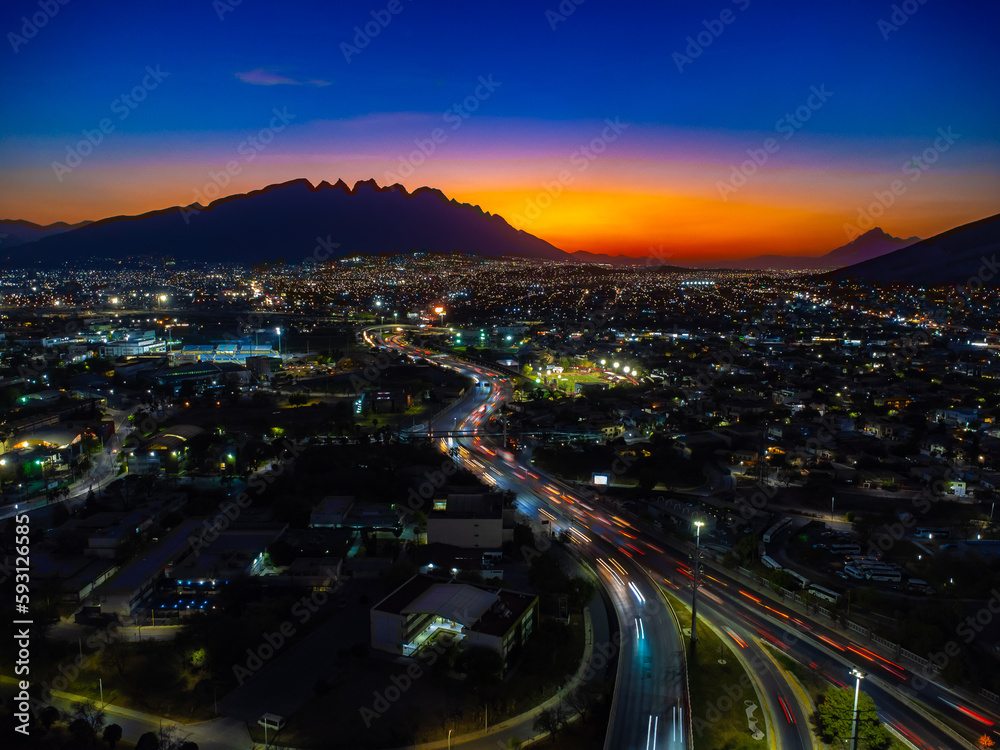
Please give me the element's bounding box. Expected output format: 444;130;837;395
850;669;866;750
691;520;704;649
502;404;508;449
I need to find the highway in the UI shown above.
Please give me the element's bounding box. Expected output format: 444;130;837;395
367;325;988;750
369;326;693;749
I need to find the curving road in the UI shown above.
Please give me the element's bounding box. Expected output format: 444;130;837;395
369;326;692;749
368;325;992;750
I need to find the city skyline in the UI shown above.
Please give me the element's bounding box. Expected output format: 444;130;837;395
2;0;999;260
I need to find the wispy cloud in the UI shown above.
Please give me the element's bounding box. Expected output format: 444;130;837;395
235;68;330;87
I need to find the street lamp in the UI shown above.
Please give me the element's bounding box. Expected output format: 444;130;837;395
850;669;866;750
691;520;704;649
448;729;453;750
276;327;282;360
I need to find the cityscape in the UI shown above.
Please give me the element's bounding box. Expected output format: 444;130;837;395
1;2;1000;750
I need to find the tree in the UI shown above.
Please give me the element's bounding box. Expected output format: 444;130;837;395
156;725;193;750
568;576;595;610
39;705;60;730
74;699;106;736
734;534;760;563
528;552;570;594
533;704;568;742
136;732;159;750
103;724;123;748
102;626;131;676
816;687;890;749
565;683;607;721
68;718;95;745
460;646;503;688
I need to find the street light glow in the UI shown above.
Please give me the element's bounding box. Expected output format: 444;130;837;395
849;669;866;750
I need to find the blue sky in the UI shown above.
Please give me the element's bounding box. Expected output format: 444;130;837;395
2;0;998;257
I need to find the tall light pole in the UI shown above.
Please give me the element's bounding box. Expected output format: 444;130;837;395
831;494;835;520
850;668;866;750
691;520;704;649
447;728;452;750
275;327;282;360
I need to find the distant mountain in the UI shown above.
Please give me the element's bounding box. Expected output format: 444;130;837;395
0;219;91;249
0;179;577;266
820;228;921;266
826;213;1000;284
689;228;919;270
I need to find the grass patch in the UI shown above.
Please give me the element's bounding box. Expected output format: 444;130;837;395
767;648;827;705
662;589;763;750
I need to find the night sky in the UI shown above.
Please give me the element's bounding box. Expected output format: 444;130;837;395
2;0;998;260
